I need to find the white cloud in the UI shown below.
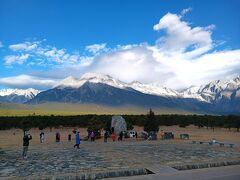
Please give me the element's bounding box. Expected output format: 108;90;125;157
0;41;3;48
4;54;29;65
153;12;213;58
9;42;38;51
2;10;240;90
0;75;58;89
85;43;107;54
6;41;91;66
88;46;164;83
181;8;192;16
85;45;240;89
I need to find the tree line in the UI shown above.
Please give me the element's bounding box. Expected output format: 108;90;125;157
0;113;239;132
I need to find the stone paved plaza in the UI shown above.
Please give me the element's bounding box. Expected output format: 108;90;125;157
0;140;240;178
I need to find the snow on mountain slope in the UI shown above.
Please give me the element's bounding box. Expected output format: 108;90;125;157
56;73;129;89
0;88;40;99
130;81;179;97
55;73;240;103
181;76;240;103
180;86;206;101
56;73;180;97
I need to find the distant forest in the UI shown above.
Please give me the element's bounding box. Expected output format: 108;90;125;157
0;114;240;131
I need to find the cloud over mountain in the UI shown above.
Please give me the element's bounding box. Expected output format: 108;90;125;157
1;10;240;90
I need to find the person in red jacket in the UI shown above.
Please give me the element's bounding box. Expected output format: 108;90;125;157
111;132;116;142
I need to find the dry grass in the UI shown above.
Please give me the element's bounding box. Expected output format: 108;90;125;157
0;125;239;151
0;102;194;116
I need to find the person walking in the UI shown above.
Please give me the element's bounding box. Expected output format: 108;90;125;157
74;131;81;149
22;131;32;159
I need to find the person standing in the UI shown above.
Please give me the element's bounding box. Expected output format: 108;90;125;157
74;131;80;149
118;131;123;141
56;132;60;142
104;130;108;142
22;131;32;159
40;132;45;143
90;131;95;142
111;132;116;142
160;130;164;140
68;134;71;142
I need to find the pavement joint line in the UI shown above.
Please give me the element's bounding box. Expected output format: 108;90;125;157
172;160;240;171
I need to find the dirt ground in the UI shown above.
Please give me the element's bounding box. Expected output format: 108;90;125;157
0;125;239;149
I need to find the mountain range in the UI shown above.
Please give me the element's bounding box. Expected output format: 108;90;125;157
0;88;40;104
0;73;239;114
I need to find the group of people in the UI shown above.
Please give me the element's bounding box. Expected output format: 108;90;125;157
103;130;129;142
22;130;81;159
22;129;135;159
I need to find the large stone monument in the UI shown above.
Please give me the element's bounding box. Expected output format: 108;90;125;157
111;115;127;135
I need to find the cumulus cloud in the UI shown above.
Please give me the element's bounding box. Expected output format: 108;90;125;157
83;11;239;89
2;9;240;90
0;74;58;89
153;12;213;58
84;45;240;89
6;41;91;66
85;43;107;54
9;41;38;51
4;54;29;65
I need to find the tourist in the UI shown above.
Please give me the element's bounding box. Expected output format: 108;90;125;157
74;131;80;149
56;132;60;142
68;134;71;142
135;131;138;139
118;131;123;141
22;131;32;159
40;131;45;143
90;131;95;142
104;130;108;142
211;138;218;144
111;132;116;142
160;130;164;140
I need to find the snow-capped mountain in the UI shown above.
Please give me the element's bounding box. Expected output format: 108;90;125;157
55;73;240;104
180;86;206;102
181;76;240;103
130;81;180;97
0;88;40;103
56;73;180;97
1;73;239;114
56;73;129;90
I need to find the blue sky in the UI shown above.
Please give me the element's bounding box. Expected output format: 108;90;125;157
0;0;240;90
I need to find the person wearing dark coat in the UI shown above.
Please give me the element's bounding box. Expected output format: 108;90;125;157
104;131;108;142
22;131;32;159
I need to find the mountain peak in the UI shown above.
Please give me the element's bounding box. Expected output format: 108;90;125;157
0;88;40;98
55;73;128;89
80;72;112;80
56;76;83;88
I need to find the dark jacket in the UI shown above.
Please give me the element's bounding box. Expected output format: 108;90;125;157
23;135;32;146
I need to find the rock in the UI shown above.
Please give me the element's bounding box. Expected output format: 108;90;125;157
111;115;127;135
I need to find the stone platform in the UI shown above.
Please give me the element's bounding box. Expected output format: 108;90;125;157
0;140;240;179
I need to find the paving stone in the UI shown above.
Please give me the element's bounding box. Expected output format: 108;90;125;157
0;141;240;178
